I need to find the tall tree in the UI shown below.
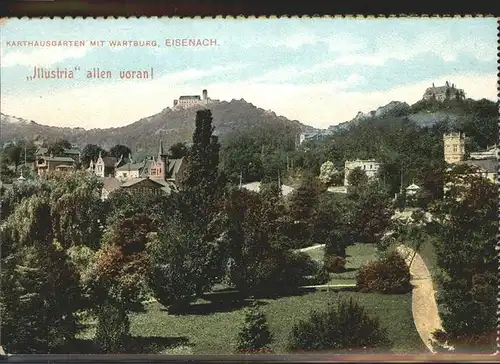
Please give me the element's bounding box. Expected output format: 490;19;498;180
109;144;132;159
49;172;105;250
4;143;23;171
47;139;71;157
347;167;369;188
80;144;107;168
0;195;84;353
92;213;155;312
168;142;189;159
180;109;223;222
429;165;497;352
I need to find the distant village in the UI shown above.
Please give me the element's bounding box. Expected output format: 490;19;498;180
0;82;496;202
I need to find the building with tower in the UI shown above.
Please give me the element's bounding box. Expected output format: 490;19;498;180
173;89;219;109
443;132;496;192
423;81;465;101
99;139;189;200
443;132;466;164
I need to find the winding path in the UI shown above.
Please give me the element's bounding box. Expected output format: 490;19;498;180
396;245;450;353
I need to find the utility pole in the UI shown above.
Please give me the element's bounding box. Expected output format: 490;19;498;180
239;171;243;189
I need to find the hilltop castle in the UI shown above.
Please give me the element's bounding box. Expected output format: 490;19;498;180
423;81;465;101
173;89;219;109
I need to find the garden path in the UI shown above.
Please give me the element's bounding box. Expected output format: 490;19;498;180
296;244;325;253
396;245;450;353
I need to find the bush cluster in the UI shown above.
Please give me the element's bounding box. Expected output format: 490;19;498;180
235;302;273;353
356;251;411;294
287;298;389;351
94;303;130;353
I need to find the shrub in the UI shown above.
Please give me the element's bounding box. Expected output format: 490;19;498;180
94;303;130;353
310;265;330;285
324;253;346;273
236;302;273;353
356;251;411;294
287;297;389;352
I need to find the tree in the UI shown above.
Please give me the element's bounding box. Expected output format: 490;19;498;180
49;172;105;250
147;214;225;313
347;167;368;188
47;139;71;157
109;144;132;159
312;192;355;256
80;144;107;168
0;195;84;353
180;109;223;223
4;143;22;170
351;181;394;244
93;213;155;312
288;174;322;222
429;165;497;352
224;188;305;296
356;251;412;294
236;301;273;353
318;161;338;185
147;110;228;312
168;142;189;159
0;152;16;183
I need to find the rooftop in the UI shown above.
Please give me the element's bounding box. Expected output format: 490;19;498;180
457;159;497;173
101;177;122;192
38;156;76;163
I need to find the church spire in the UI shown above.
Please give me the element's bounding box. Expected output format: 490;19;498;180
158;139;164;160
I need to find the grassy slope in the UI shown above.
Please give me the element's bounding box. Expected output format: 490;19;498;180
304;243;379;285
128;290;426;354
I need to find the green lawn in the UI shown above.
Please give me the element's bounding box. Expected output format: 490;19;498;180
120;289;426;354
304;243;379;285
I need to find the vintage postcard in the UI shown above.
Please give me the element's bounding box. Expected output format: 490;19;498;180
0;17;498;359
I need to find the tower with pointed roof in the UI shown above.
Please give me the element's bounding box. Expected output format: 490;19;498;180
149;139;168;180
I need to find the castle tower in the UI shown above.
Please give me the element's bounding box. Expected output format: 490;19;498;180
202;89;208;101
443;132;465;164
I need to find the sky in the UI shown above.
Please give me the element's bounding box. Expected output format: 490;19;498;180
0;17;497;129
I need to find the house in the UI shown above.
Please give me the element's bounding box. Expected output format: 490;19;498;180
36;146;81;162
455;159;497;184
115;142;187;184
469;145;498;160
119;177;176;196
344;159;382;186
165;157;187;185
88;152;125;178
100;141;187;199
36;155;76;176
